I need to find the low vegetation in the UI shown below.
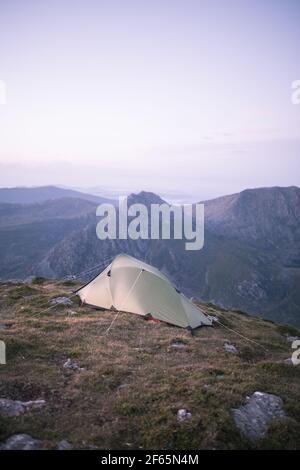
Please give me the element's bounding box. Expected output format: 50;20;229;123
0;280;299;449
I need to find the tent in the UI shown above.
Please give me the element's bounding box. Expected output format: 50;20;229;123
76;253;212;329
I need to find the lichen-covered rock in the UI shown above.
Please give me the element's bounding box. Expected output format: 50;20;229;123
63;358;84;371
50;296;72;306
224;341;238;354
68;310;77;316
171;340;187;349
0;434;41;450
232;391;285;440
57;439;73;450
0;399;24;417
0;398;45;417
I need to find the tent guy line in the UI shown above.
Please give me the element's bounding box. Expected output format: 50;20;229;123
103;268;144;335
33;252;267;351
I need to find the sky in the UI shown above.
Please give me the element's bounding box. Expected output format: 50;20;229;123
0;0;299;202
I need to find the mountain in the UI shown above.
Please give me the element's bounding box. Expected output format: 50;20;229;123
0;198;97;279
204;186;300;247
1;279;300;449
0;185;115;205
0;197;96;227
197;186;300;326
0;186;299;327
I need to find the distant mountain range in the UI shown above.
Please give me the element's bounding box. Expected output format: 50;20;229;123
0;185;115;205
0;185;299;327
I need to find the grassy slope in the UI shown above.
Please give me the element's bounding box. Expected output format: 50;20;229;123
0;280;300;450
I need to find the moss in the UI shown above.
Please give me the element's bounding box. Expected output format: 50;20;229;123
42;322;69;332
238;344;266;363
118;403;146;416
6;285;39;301
259;418;300;449
32;277;47;285
62;280;80;287
0;414;13;441
5;337;37;360
257;361;300;379
277;324;300;337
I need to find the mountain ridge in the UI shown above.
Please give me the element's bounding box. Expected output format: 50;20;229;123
0;185;299;327
0;185;115;205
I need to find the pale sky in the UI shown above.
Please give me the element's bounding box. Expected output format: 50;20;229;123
0;0;299;201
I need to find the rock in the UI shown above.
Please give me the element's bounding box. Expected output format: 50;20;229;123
117;384;129;390
63;358;84;371
0;434;41;450
232;391;285;440
171;340;187;349
23;400;46;410
203;384;211;391
50;297;73;306
177;409;192;422
0;399;24;417
0;398;46;417
57;439;73;450
286;335;300;343
224;341;238;354
68;310;77;316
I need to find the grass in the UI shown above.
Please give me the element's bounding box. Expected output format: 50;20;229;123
0;280;299;449
31;277;48;285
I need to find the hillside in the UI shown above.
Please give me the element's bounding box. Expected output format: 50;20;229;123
34;187;300;327
0;186;114;205
0;198;96;227
0;198;97;280
0;186;299;328
204;186;300;247
0;280;300;449
195;186;300;326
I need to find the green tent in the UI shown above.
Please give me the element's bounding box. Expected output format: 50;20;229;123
77;253;212;329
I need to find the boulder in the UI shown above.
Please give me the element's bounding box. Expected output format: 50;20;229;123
0;434;41;450
0;398;45;417
232;391;285;440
